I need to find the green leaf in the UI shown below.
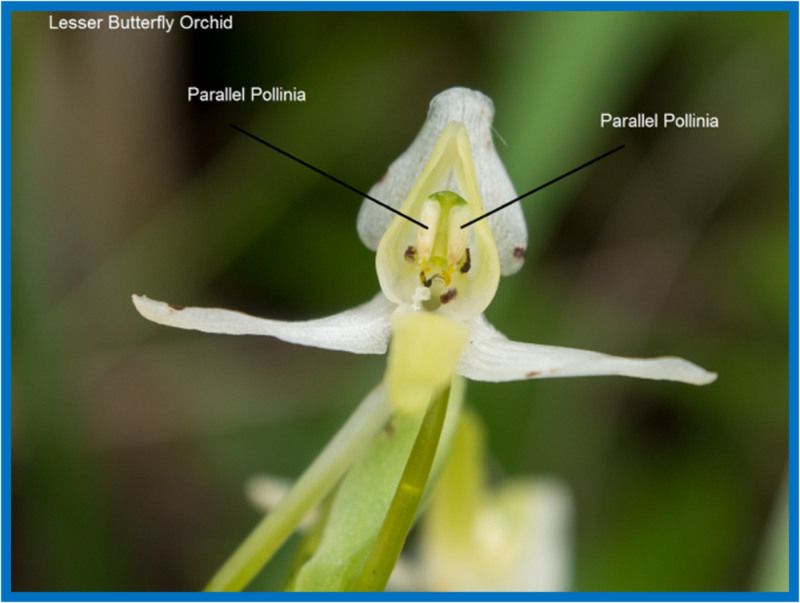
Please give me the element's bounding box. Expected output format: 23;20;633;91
352;383;451;591
292;377;465;591
204;383;391;592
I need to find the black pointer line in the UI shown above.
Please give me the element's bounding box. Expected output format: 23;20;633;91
461;144;626;229
230;124;428;230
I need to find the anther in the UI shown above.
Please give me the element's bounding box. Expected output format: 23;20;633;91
417;200;440;262
447;204;471;267
460;248;471;274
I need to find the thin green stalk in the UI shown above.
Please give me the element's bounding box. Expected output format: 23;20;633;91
754;471;789;591
351;384;450;592
282;491;335;591
205;382;391;592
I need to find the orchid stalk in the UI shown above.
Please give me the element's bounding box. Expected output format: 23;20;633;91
133;87;716;592
204;382;390;592
287;376;465;592
352;381;451;591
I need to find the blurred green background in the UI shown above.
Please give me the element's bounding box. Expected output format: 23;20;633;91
11;9;789;592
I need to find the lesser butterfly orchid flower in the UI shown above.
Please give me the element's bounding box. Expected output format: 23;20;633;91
134;87;715;413
132;87;716;591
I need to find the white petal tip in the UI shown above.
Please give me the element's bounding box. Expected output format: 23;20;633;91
132;292;394;353
691;370;718;386
644;356;718;386
132;294;181;325
458;317;719;386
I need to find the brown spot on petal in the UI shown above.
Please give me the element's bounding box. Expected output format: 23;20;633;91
486;139;493;150
440;289;458;304
526;371;542;378
404;246;416;264
384;422;395;437
168;304;185;311
460;248;471;274
513;246;526;259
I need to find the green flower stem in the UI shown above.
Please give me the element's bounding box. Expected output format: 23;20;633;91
754;470;789;591
290;378;464;591
351;383;451;592
205;382;391;592
281;492;335;591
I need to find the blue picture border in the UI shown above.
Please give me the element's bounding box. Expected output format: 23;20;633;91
0;0;800;603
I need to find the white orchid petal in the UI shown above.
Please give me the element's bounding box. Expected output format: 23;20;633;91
458;314;717;385
357;87;527;276
132;292;395;354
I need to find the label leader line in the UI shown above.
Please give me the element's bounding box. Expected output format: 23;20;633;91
461;144;626;229
230;124;427;230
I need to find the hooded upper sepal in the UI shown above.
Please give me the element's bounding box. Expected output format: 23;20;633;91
357;87;527;276
374;119;501;321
